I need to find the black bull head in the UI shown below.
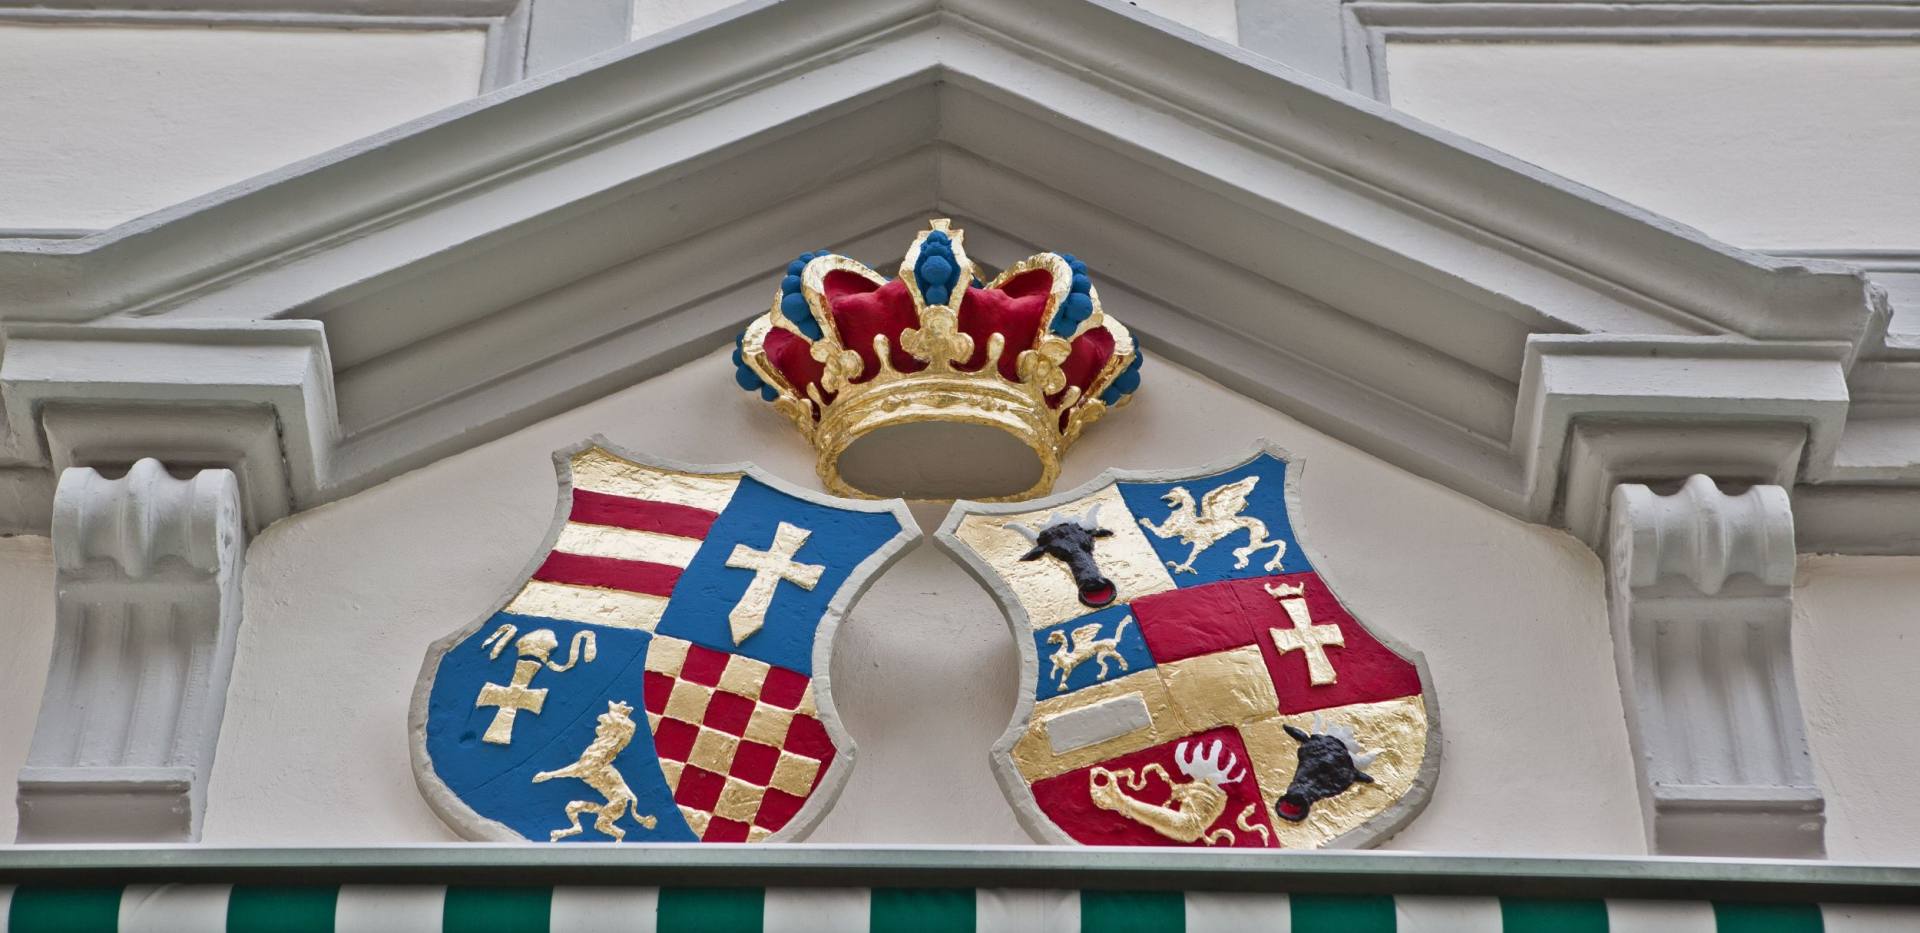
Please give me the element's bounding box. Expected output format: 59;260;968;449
1007;504;1117;608
1275;718;1380;822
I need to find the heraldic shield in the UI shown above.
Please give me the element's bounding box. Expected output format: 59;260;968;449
411;438;916;843
939;445;1439;849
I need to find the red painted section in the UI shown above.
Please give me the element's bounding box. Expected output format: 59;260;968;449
754;788;807;832
1131;572;1423;714
531;551;681;598
1048;326;1117;420
957;268;1050;380
568;488;719;539
762;326;831;414
1030;726;1279;847
826;273;926;379
758;666;810;709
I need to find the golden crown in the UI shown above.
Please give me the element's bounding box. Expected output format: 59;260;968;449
732;220;1143;500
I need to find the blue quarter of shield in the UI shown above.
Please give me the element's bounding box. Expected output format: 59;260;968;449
1032;604;1156;701
1119;453;1312;586
653;475;903;676
423;614;698;842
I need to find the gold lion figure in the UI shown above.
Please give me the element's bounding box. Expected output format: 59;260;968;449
532;700;659;841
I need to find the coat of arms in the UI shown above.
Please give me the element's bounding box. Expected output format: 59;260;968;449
939;445;1439;848
411;438;916;842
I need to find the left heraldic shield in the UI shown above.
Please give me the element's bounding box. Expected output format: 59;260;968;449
411;438;916;843
938;444;1440;849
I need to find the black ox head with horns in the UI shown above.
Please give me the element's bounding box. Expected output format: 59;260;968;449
1275;715;1381;822
1007;504;1118;608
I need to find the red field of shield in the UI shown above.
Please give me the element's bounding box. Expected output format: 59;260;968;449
1030;726;1279;847
1130;571;1422;714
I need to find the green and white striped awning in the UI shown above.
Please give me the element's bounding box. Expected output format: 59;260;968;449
1;885;1913;932
0;847;1914;933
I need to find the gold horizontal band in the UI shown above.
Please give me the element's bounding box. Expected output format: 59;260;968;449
570;448;740;512
553;522;702;567
814;372;1061;502
504;580;668;631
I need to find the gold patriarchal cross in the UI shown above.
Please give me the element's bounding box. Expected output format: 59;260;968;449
1265;582;1344;685
724;521;825;644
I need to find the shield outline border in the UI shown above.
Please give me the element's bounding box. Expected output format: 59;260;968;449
935;439;1444;849
408;434;921;843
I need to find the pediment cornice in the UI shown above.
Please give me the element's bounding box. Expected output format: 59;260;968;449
0;0;1906;551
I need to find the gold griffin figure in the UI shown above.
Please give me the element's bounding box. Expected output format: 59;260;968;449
1138;475;1288;575
1088;739;1247;845
531;700;658;842
1047;615;1134;690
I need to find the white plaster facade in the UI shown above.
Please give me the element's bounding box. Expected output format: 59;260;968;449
0;0;1917;870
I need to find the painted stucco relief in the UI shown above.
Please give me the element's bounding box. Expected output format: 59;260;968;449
731;219;1144;501
940;447;1441;849
411;438;916;842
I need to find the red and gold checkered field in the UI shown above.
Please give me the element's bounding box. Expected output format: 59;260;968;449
642;634;836;842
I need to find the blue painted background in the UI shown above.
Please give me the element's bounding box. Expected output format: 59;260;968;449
1032;604;1156;701
653;476;904;676
424;613;697;842
1117;453;1312;587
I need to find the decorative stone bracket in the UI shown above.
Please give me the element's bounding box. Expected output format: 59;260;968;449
15;460;245;842
1606;475;1824;857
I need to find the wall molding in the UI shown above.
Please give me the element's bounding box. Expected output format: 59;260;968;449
0;0;1914;557
16;460;246;843
1606;475;1824;857
1317;1;1920;101
0;0;637;102
0;0;531;91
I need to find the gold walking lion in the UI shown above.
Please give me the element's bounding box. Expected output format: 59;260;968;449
532;700;659;841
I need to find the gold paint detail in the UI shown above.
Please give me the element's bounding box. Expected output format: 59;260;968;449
717;653;773;697
1267;590;1344;686
1013;668;1180;781
662;679;711;723
568;447;740;512
1046;615;1133;690
645;634;692;675
504;580;668;631
1239;696;1429;849
713;778;766;823
1159;646;1281;734
742;221;1140;501
955;485;1176;632
1014;645;1279;783
1237;802;1272;845
531;700;659;842
724;521;825;644
769;752;821;797
687;727;740;775
1088;739;1248;844
743;704;797;747
1138;475;1288;575
473;625;597;745
553;522;701;566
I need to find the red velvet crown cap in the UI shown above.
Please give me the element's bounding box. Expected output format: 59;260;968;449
761;265;1117;416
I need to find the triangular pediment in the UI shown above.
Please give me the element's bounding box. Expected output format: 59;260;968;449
0;0;1903;550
